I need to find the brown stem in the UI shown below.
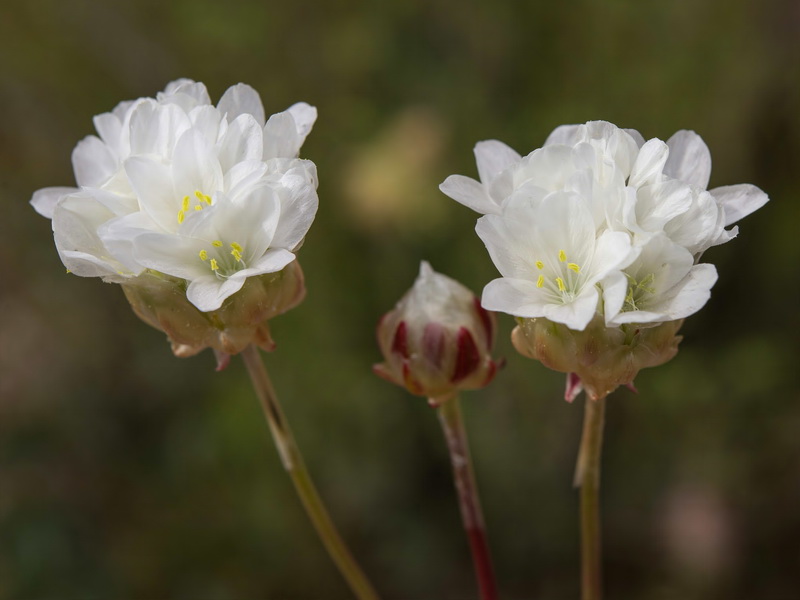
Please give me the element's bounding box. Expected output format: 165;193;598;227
434;394;499;600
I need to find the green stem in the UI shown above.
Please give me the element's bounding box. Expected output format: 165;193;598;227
434;394;499;600
241;345;380;600
574;395;607;600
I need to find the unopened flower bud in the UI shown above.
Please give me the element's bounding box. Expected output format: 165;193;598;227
122;260;305;364
511;315;683;401
374;261;501;401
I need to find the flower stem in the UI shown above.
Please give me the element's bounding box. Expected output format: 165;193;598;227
574;395;607;600
434;394;499;600
241;345;379;600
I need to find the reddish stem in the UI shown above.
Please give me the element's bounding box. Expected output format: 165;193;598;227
435;394;499;600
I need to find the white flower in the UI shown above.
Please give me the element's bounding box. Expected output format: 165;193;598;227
31;79;318;312
601;234;718;327
443;120;768;330
477;191;635;331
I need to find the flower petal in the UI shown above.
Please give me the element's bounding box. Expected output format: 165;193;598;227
52;193;126;279
710;183;769;226
263;111;301;159
287;102;317;145
124;156;178;231
600;270;629;325
186;275;248;312
474;140;521;184
185;249;296;312
172;128;224;201
482;277;600;330
97;211;158;274
439;175;500;214
270;170;319;251
133;232;209;280
216;113;263;173
31;187;77;219
72;135;118;188
545;124;583;146
475;212;536;279
664;130;712;189
93;112;124;157
609;264;717;325
217;83;266;126
628;138;668;188
128;101;191;158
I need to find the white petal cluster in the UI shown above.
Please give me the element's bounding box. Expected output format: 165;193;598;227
441;121;768;331
31;79;319;312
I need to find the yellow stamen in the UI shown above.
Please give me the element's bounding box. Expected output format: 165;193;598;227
194;205;203;211
66;268;71;274
536;275;544;288
177;211;185;224
182;196;190;211
230;242;244;262
212;240;223;247
195;190;212;205
535;260;544;270
558;250;566;262
210;258;219;271
567;262;580;273
199;249;208;261
556;277;566;292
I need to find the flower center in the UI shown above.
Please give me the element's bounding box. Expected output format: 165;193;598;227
623;272;655;311
534;249;582;300
177;190;213;224
198;239;247;278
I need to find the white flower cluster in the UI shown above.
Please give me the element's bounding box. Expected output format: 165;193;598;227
31;79;318;312
441;121;768;331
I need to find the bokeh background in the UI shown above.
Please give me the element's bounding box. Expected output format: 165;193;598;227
1;0;799;598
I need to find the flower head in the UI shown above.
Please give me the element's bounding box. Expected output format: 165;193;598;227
374;262;501;402
31;79;318;356
441;120;768;398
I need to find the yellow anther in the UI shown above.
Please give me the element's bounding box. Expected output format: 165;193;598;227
568;263;580;273
230;242;244;262
212;240;223;247
199;249;208;261
536;275;544;288
195;190;212;205
558;250;567;262
194;205;203;211
535;260;544;270
177;210;185;224
182;196;190;211
66;268;71;274
210;258;219;271
556;277;566;292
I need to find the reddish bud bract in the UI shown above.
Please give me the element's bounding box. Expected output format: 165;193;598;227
374;261;501;400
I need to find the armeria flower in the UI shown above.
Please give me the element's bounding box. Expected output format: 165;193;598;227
374;261;501;402
476;190;634;331
442;120;768;330
31;79;318;357
441;120;768;398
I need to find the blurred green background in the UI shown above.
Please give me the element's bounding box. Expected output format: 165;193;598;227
1;0;798;598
